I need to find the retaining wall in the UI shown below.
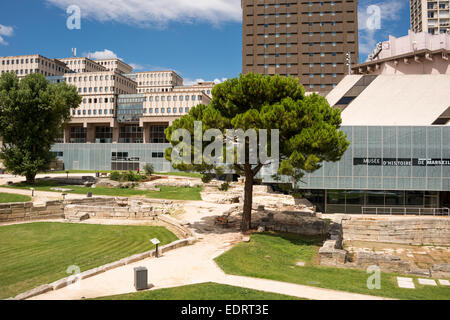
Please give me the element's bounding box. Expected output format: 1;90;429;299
342;217;450;246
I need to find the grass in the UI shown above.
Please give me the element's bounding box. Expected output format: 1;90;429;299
42;170;203;179
0;192;31;203
0;222;178;299
4;180;202;201
95;282;302;300
215;232;450;300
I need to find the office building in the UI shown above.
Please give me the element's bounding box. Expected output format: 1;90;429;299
242;0;359;93
263;74;450;213
411;0;450;35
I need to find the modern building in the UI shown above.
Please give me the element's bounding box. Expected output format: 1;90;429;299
0;53;216;172
0;54;70;78
273;74;450;213
242;0;359;93
354;31;450;75
132;71;184;93
94;58;133;75
59;57;107;73
411;0;450;35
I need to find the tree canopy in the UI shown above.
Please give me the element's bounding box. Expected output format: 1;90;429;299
166;73;350;231
0;72;81;183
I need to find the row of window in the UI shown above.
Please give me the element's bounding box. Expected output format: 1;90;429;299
309;83;337;89
139;81;172;85
67;75;114;82
1;58;65;72
147;95;202;102
307;42;339;46
0;69;60;76
78;87;114;93
264;63;296;68
137;73;173;78
145;107;190;114
82;97;115;104
308;73;338;78
67;75;134;87
72;109;114;116
138;88;173;93
306;62;338;67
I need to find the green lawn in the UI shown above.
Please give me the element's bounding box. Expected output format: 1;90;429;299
5;180;202;201
0;222;178;299
0;192;31;203
215;232;450;300
95;282;302;300
42;170;203;179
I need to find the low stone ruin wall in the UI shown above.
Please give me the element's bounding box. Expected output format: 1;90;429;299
251;207;329;237
318;215;450;277
0;197;115;223
0;201;64;223
64;198;177;221
342;216;450;246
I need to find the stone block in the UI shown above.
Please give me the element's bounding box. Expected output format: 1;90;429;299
14;284;53;300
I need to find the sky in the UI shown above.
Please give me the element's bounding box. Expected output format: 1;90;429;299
0;0;411;84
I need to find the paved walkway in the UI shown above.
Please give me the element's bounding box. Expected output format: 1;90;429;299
29;201;390;301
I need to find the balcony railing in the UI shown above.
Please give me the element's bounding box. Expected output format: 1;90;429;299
361;207;450;216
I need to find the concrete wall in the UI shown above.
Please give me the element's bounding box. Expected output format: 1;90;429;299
342;217;450;246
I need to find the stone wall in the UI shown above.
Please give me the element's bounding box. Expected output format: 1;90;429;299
251;207;329;237
0;197;119;223
0;201;64;223
342;216;450;246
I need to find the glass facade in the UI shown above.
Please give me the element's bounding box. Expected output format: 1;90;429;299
290;126;450;192
51;143;172;172
265;126;450;213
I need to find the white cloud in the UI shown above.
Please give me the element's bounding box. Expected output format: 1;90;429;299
184;78;205;86
183;77;226;85
213;78;228;84
0;36;8;46
129;63;145;70
358;0;405;59
0;24;13;46
0;24;13;37
46;0;242;27
84;49;119;60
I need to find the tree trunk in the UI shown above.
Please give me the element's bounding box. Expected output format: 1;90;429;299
241;164;254;232
26;174;36;185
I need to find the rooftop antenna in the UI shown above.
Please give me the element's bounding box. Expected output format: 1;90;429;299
346;52;352;75
71;48;77;57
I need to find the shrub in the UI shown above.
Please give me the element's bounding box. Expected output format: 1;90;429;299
123;170;142;182
219;182;230;192
144;163;154;176
201;173;214;184
110;171;121;181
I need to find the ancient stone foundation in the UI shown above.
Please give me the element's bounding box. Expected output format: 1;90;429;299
318;215;450;277
342;216;450;246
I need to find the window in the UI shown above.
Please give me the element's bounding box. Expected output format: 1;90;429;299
119;125;143;143
69;127;87;143
150;125;168;143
